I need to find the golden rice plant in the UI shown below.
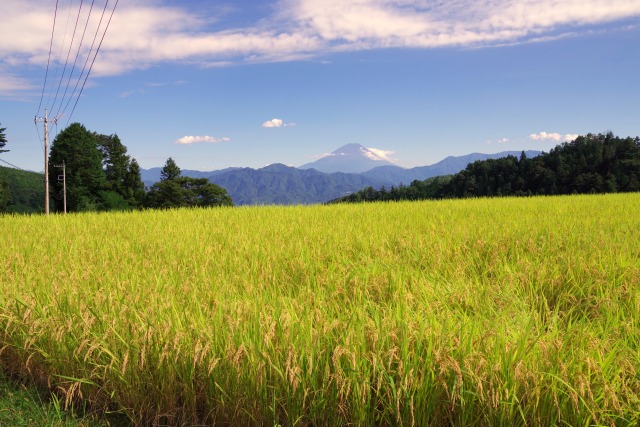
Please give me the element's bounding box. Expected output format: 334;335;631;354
1;193;639;425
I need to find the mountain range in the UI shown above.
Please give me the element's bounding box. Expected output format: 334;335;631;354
141;145;541;205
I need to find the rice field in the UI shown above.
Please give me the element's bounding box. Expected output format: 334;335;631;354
1;194;639;426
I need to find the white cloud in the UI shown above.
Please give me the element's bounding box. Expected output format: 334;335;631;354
263;118;284;128
262;118;296;128
3;0;640;82
367;147;397;162
176;135;231;145
307;152;333;159
529;132;579;142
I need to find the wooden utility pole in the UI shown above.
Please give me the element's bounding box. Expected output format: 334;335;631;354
35;110;55;215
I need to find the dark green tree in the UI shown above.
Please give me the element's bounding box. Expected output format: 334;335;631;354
145;158;233;209
96;133;130;194
123;158;146;208
0;123;7;153
49;123;106;212
160;157;181;181
95;132;145;208
144;179;185;209
177;177;233;207
0;178;8;211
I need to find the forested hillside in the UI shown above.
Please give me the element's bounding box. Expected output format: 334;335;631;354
332;133;640;203
208;163;384;205
1;123;233;214
0;166;44;213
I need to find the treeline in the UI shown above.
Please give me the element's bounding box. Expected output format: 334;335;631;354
1;122;232;214
331;132;640;203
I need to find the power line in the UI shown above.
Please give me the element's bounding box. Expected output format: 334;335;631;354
36;0;119;124
57;0;97;121
36;0;60;118
34;120;44;151
46;0;75;116
0;158;30;172
66;0;120;126
52;0;87;119
49;0;84;118
59;0;107;122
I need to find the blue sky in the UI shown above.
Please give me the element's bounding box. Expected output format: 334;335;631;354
1;0;639;172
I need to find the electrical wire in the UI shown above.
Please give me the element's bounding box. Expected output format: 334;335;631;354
50;0;84;118
57;0;97;121
35;0;119;139
65;0;119;126
52;0;87;120
46;0;75;116
36;0;60;118
0;158;29;172
34;121;44;151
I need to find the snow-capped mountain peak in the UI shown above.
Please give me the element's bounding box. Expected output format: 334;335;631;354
299;143;396;174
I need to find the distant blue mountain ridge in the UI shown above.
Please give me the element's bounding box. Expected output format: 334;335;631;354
140;145;541;205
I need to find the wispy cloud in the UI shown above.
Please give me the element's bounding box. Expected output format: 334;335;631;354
145;80;187;87
306;152;332;159
0;70;35;99
121;80;187;97
176;135;231;145
262;118;296;128
367;147;397;162
2;0;640;82
119;89;146;98
530;132;579;142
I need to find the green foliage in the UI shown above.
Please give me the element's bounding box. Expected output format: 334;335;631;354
45;124;148;213
0;370;113;426
145;176;233;209
210;163;381;205
160;157;181;181
0;123;7;153
144;179;185;209
446;132;640;197
122;158;146;208
334;132;640;203
97;190;131;211
49;123;106;213
329;175;453;203
0;166;45;213
0;178;8;211
95;133;129;194
95;132;145;209
145;158;233;208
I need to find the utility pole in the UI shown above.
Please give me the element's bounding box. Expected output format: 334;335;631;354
55;161;67;213
34;109;56;215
